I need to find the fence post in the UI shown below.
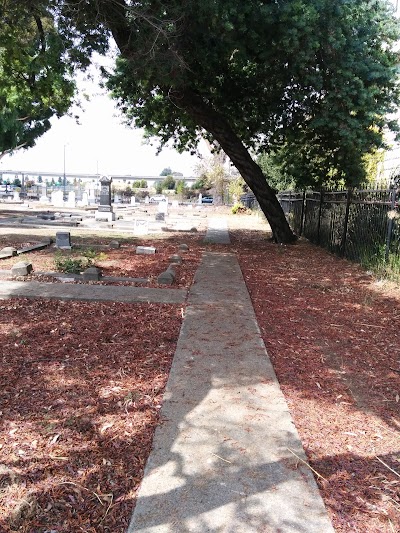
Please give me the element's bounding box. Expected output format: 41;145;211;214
299;190;306;237
317;190;323;244
385;187;397;262
340;188;352;257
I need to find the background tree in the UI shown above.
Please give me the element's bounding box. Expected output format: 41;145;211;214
2;1;399;242
162;175;176;190
159;167;172;176
0;1;81;157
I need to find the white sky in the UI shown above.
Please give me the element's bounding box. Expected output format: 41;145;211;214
0;63;206;178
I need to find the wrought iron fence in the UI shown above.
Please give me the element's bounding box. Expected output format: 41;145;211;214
278;187;400;278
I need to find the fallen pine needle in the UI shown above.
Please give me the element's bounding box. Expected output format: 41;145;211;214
376;456;400;479
59;481;104;505
286;447;328;482
211;452;232;464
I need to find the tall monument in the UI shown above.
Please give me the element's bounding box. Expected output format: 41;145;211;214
95;176;115;222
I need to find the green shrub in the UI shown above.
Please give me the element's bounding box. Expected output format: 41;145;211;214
231;202;249;214
54;254;86;274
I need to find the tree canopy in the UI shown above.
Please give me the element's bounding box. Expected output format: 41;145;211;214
1;0;399;241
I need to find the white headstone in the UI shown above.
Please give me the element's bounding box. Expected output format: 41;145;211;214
13;191;20;202
172;200;179;208
134;219;149;234
158;200;168;214
130;196;136;205
81;192;89;206
198;193;203;204
67;191;76;208
144;196;150;204
114;193;121;204
51;190;64;207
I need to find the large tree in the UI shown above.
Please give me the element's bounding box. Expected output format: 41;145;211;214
1;0;399;242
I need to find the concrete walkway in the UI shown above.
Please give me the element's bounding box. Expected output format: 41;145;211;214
127;251;334;532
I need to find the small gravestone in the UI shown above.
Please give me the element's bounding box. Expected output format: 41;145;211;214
157;265;176;285
170;254;183;265
178;244;189;252
67;191;76;208
13;191;20;202
51;190;64;207
131;196;136;205
109;240;120;249
12;261;33;276
136;246;156;255
83;267;101;281
0;247;17;257
134;219;149;235
155;212;165;221
56;232;71;249
144;196;150;204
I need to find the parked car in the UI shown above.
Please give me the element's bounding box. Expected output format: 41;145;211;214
149;194;167;203
201;196;213;204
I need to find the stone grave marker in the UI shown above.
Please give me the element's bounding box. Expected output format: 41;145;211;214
96;176;115;221
134;219;149;234
67;191;76;208
11;261;33;276
56;231;72;249
131;196;136;205
136;246;156;255
51;190;64;207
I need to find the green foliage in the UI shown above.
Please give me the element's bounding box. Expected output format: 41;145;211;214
160;167;172;176
54;253;86;274
175;179;189;198
231;202;249;215
12;178;21;187
155;181;163;194
162;175;176;190
54;248;103;274
257;152;295;192
106;0;400;188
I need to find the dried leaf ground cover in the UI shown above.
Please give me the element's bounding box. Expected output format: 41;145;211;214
0;299;183;532
235;231;400;533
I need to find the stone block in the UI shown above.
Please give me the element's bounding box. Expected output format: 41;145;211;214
83;267;102;281
169;254;183;265
136;246;157;255
0;247;17;257
11;261;33;277
157;265;176;285
178;244;189;252
56;232;71;249
109;240;120;249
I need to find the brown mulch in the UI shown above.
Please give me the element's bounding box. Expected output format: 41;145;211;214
0;218;399;531
233;230;400;533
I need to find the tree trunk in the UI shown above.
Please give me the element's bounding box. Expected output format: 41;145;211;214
171;88;297;243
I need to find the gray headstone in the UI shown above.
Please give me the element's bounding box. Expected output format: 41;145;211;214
157;265;176;285
109;240;120;249
136;246;157;255
155;212;165;221
170;254;183;265
11;261;33;277
83;267;102;281
178;244;189;252
56;232;71;249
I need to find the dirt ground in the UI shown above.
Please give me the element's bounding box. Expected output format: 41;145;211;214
0;205;399;532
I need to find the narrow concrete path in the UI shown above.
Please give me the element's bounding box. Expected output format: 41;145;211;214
0;280;187;304
205;217;231;244
128;252;334;532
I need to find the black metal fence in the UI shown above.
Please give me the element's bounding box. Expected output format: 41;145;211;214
278;188;400;277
